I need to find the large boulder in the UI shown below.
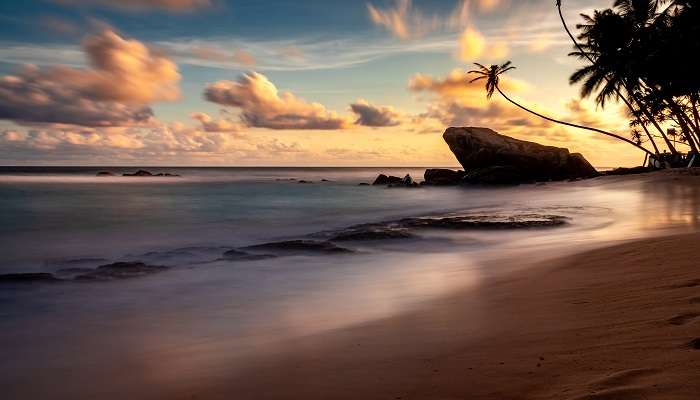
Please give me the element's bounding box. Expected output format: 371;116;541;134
423;169;465;185
443;127;598;183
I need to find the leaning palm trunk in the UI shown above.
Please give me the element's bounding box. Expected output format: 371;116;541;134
556;1;672;156
495;85;657;158
666;99;700;154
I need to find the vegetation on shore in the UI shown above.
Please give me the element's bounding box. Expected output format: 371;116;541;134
470;0;699;166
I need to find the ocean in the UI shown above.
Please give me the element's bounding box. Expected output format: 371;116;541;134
0;166;698;399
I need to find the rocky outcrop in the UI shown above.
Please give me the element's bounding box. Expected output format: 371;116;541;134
122;170;180;177
372;174;403;185
423;169;465;185
0;272;60;284
241;240;354;255
443;127;598;184
75;261;168;280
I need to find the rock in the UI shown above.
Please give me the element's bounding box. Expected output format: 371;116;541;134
358;183;370;186
96;171;114;176
154;173;180;177
297;180;313;184
75;261;167;280
402;174;413;185
321;179;330;182
328;226;416;241
372;174;403;186
123;170;153;177
221;249;276;261
443;127;599;183
423;169;465;185
689;338;700;350
242;240;353;255
400;214;568;229
602;166;652;176
463;166;524;185
0;272;60;284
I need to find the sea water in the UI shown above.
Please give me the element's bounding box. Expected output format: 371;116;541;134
1;166;698;399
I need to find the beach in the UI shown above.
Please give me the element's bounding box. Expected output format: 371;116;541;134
1;168;700;399
207;232;700;400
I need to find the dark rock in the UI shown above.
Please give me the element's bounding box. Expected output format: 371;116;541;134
400;214;568;230
0;272;60;284
358;183;370;186
443;127;599;183
463;166;524;185
56;267;94;275
423;169;465;186
242;240;353;255
689;338;700;350
221;249;277;261
154;173;180;177
96;171;114;176
321;179;330;182
297;180;313;184
75;261;167;280
328;226;415;241
123;170;153;177
602;166;652;176
372;174;403;185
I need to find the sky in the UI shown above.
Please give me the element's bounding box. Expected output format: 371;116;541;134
0;0;648;167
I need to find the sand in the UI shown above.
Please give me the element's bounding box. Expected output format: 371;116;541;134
175;232;700;400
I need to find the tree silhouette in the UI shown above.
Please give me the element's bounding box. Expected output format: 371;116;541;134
468;61;656;158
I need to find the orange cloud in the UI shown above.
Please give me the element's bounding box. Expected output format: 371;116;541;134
367;0;469;40
0;29;179;127
204;72;352;130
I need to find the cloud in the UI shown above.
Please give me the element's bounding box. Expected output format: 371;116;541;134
190;46;256;66
52;0;212;12
408;68;529;108
367;0;469;40
0;29;180;127
349;99;402;127
204;72;351;130
190;112;244;134
457;26;510;62
40;16;79;35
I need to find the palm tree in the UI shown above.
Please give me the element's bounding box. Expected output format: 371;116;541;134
556;0;676;154
468;61;657;158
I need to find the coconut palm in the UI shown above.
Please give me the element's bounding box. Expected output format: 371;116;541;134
556;0;671;156
468;61;656;158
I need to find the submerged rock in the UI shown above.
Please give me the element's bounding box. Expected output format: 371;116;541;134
96;171;114;176
0;272;60;284
221;249;277;261
423;169;465;186
443;127;598;183
242;240;353;255
75;261;167;280
399;214;568;230
328;226;416;241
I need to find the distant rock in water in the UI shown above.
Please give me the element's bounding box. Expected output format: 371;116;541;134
442;127;598;184
242;240;353;255
373;173;419;187
423;169;465;186
75;261;167;280
372;174;403;186
0;272;60;284
122;170;180;177
96;171;114;176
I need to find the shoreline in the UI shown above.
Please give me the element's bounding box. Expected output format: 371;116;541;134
181;232;700;400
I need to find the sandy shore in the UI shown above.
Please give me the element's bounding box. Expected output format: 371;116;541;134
176;232;700;400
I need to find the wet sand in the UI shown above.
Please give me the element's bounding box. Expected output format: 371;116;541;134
183;232;700;400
